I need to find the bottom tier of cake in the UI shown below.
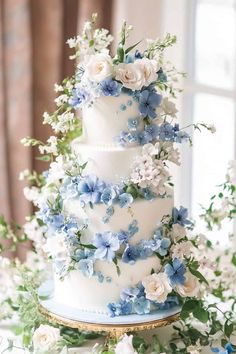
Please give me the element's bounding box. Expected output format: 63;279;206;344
53;256;161;315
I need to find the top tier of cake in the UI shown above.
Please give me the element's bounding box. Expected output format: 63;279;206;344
82;93;143;146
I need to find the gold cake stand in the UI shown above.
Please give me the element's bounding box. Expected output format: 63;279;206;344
38;302;180;340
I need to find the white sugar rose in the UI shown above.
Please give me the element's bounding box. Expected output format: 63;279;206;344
33;324;61;353
115;334;137;354
176;271;200;297
136;58;158;86
115;62;144;90
84;53;113;82
142;272;172;303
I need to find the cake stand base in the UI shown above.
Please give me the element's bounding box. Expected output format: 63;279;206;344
38;281;180;340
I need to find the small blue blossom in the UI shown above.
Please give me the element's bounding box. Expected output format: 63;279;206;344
126;132;139;143
157;68;167;83
138;90;162;119
133;296;150;315
125;50;143;63
120;287;140;302
137;240;153;259
122;244;139;264
102;206;115;224
93;231;120;262
158;238;171;256
127;117;140;131
107;302;121;317
145;124;159;139
211;343;234;353
77;259;94;277
69;87;90;108
158;123;178;141
172;206;191;226
49;214;64;231
117;230;130;244
156;296;179;310
127;99;133;106
176;130;190;143
60;176;81;199
77;175;105;205
142;188;156;200
101;186;117;206
100;79;121;97
119;193;134;208
119;300;133;316
96;271;105;283
165;258;186;285
138;131;152;145
128;220;139;237
120;104;127;111
74;248;94;262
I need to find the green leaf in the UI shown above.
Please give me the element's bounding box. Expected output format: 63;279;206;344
116;45;124;63
224;320;234;338
35;155;51;162
231;253;236;266
125;39;143;54
193;307;209;323
80;243;96;250
189;266;209;285
181;299;199;312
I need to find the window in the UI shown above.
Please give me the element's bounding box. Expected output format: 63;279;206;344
162;0;236;243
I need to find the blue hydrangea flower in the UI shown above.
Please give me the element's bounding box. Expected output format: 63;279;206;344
127;117;140;131
119;300;132;315
145;124;159;139
93;231;120;262
158;123;178;141
117;230;130;244
100;79;121;97
77;175;105;205
211;343;234;354
122;244;139;264
156;296;179;310
138;90;162;119
136;240;153;259
49;214;64;231
172;206;191;226
107;302;121;317
77;259;94;277
120;287;140;302
138;131;152;145
133;296;150;315
60;176;82;199
119;193;134;208
126;132;139;144
165;258;186;285
101;186;117;206
69;87;90;108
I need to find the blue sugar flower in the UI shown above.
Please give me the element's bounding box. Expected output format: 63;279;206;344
128;220;139;237
127;117;140;131
142;188;156;200
122;244;139;264
119;193;134;208
93;231;120;262
107;302;121;317
69;87;90;108
137;240;153;259
125;50;143;63
100;79;121;97
176;130;190;143
138;90;162;119
50;214;64;231
119;300;132;316
101;186;117;206
158;123;177;141
102;206;114;224
165;258;186;285
126;132;139;144
211;343;234;353
157;68;167;83
156;296;179;310
60;176;82;199
117;230;130;244
77;259;94;277
172;206;191;226
77;175;105;205
158;237;171;256
138;131;152;145
133;296;150;315
120;287;140;302
145;123;159;139
74;248;94;262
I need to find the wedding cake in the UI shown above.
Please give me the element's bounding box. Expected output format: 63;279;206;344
30;15;211;318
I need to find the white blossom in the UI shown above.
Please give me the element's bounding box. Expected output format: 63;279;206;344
142;272;172;303
84;53;113;82
23;186;41;204
33;324;61;353
39;136;58;156
171;241;193;260
115;334;137;354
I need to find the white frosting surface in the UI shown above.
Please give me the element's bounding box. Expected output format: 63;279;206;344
82;93;143;145
54;256;161;315
64;192;174;244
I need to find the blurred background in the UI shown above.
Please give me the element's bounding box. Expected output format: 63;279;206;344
0;0;235;257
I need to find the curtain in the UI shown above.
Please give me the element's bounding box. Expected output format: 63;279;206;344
0;0;113;259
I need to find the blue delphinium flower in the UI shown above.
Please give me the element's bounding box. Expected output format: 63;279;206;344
69;87;90;108
122;244;139;264
172;206;191;226
138;131;152;145
100;79;121;97
138;90;162;119
133;296;150;315
77;258;94;277
119;193;134;208
165;258;186;285
93;231;120;262
101;186;117;206
127;117;140;131
120;287;140;302
145;123;159;139
77;175;105;205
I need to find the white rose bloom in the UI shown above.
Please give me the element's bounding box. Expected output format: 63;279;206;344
115;334;137;354
171;223;187;242
43;233;67;258
33;324;61;353
84;53;113;82
115;62;145;90
136;58;158;86
176;271;200;298
142;272;172;303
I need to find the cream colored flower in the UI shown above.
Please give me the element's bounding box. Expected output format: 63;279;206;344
33;324;61;353
142;272;172;303
115;334;137;354
84;53;113;82
171;223;186;242
136;58;158;86
176;271;200;297
115;62;144;90
43;233;67;258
